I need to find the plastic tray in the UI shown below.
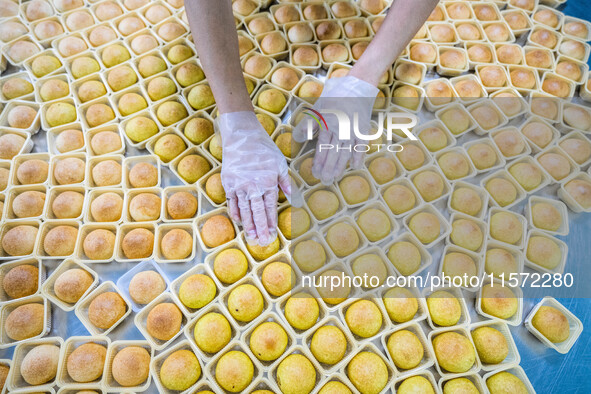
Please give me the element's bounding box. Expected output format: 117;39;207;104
428;325;482;378
438;244;483;292
134;291;189;351
56;335;110;388
523;229;569;275
422;286;471;330
0;257;44;304
380;321;436;378
41;258;99;312
469;320;521;371
558;172;591;213
74;281;132;336
524;296;583;354
75;222;118;263
102;339;153;392
7;336;64;392
402;204;452;249
525;195;570;236
482;365;536;393
475;278;524;326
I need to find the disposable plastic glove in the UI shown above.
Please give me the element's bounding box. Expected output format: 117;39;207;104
293;75;379;185
216;111;298;246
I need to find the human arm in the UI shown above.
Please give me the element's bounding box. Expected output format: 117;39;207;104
294;0;439;185
185;0;294;246
349;0;441;86
184;0;252;114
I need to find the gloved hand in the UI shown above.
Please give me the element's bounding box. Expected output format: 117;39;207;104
216;111;299;246
293;75;379;185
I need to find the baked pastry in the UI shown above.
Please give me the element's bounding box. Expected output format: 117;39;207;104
160;229;193;260
66;342;107;382
52;190;84;219
166;191;198;219
122;228;154;259
17;159;49;184
0;363;8;392
129;193;161;222
54;268;94;304
20;344;60;385
12;190;46;218
200;215;235;248
53;157;85;185
92;160;122;187
88;291;127;329
129;270;166;304
83;229;116;260
4;303;45;341
2;225;38;256
3;264;38;299
146;302;183;341
43;225;78;256
112;346;151;387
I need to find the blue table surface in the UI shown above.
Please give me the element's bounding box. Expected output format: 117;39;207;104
563;0;591;70
521;3;591;392
518;213;591;393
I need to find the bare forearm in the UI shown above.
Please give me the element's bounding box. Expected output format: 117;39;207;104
185;0;253;113
350;0;439;86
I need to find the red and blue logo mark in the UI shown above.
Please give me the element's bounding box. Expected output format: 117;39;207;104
303;107;328;131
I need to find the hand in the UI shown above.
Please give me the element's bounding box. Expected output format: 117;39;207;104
293;76;379;185
217;111;298;246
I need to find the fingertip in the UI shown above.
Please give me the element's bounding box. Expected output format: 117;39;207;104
258;234;271;247
262;230;279;247
321;175;334;186
289;187;304;208
311;163;323;180
351;157;364;170
245;231;258;245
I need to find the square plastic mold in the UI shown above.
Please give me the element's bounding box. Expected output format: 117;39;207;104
438;244;483;292
102;340;153;392
403;204;452;249
487;207;528;249
422;286;471;330
149;339;202;394
134;291;189;351
73;282;126;330
523;229;568;275
381;322;436;378
0;295;51;348
8;336;64;392
482;365;536;393
469;320;520;371
428;325;482;378
0;257;44;303
42;258;98;312
207;340;264;394
558;172;591;213
384;231;433;277
116;259;171;312
524;296;583;354
480;169;527;209
475;279;524;326
525;195;569;236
